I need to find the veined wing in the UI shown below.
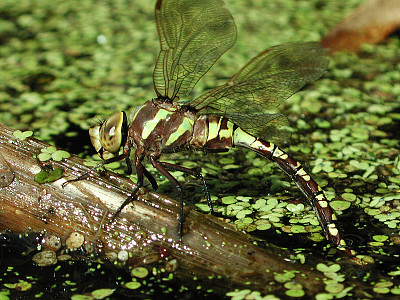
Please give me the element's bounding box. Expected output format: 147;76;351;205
153;0;237;101
226;113;291;143
189;42;329;140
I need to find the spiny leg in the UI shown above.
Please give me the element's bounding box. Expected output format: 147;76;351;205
143;165;158;191
158;161;213;215
111;155;145;221
125;157;133;175
62;153;130;188
149;156;185;241
126;156;158;191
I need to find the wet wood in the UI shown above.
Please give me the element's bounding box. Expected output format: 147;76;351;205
322;0;400;54
0;123;368;296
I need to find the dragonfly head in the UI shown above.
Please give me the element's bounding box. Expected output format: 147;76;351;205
89;111;128;160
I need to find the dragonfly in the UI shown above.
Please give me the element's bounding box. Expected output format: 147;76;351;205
66;0;356;258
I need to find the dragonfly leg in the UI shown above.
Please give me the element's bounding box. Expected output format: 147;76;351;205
126;156;158;191
143;165;158;191
111;154;144;221
125;157;133;175
149;157;184;241
62;152;130;188
158;161;213;215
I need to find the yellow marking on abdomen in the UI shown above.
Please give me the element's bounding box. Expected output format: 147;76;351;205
207;119;222;141
219;121;234;139
295;166;312;181
296;168;307;176
319;200;328;208
272;147;285;158
165;117;194;146
142;109;173;140
328;223;339;236
233;127;256;146
280;153;289;159
249;139;275;153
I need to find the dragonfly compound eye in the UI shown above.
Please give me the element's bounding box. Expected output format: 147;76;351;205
99;111;127;153
89;125;102;154
89;111;127;160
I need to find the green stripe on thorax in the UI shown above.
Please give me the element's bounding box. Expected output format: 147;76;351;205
165;116;194;146
141;108;174;140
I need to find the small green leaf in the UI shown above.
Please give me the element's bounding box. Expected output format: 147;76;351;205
221;196;237;205
290;225;306;233
285;289;305;298
330;200;351;211
131;267;149;278
325;283;344;294
38;152;52;162
13;130;33;141
34;168;64;184
125;281;141;290
42;146;57;154
372;235;389;242
286;203;305;213
91;288;114;299
52;150;71;161
317;263;340;273
341;193;357;202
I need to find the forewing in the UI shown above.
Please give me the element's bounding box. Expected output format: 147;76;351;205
191;42;329;113
153;0;237;101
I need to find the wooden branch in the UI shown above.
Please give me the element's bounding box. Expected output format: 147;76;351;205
322;0;400;53
0;123;367;296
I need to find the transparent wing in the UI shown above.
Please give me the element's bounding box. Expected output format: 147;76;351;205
227;113;291;143
153;0;237;101
189;42;329;140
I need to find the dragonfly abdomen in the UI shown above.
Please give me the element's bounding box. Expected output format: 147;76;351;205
232;127;354;255
191;115;236;151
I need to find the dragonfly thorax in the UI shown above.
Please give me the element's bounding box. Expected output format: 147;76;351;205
127;100;196;154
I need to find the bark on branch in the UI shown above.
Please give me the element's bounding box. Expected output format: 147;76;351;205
0;123;367;296
322;0;400;53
